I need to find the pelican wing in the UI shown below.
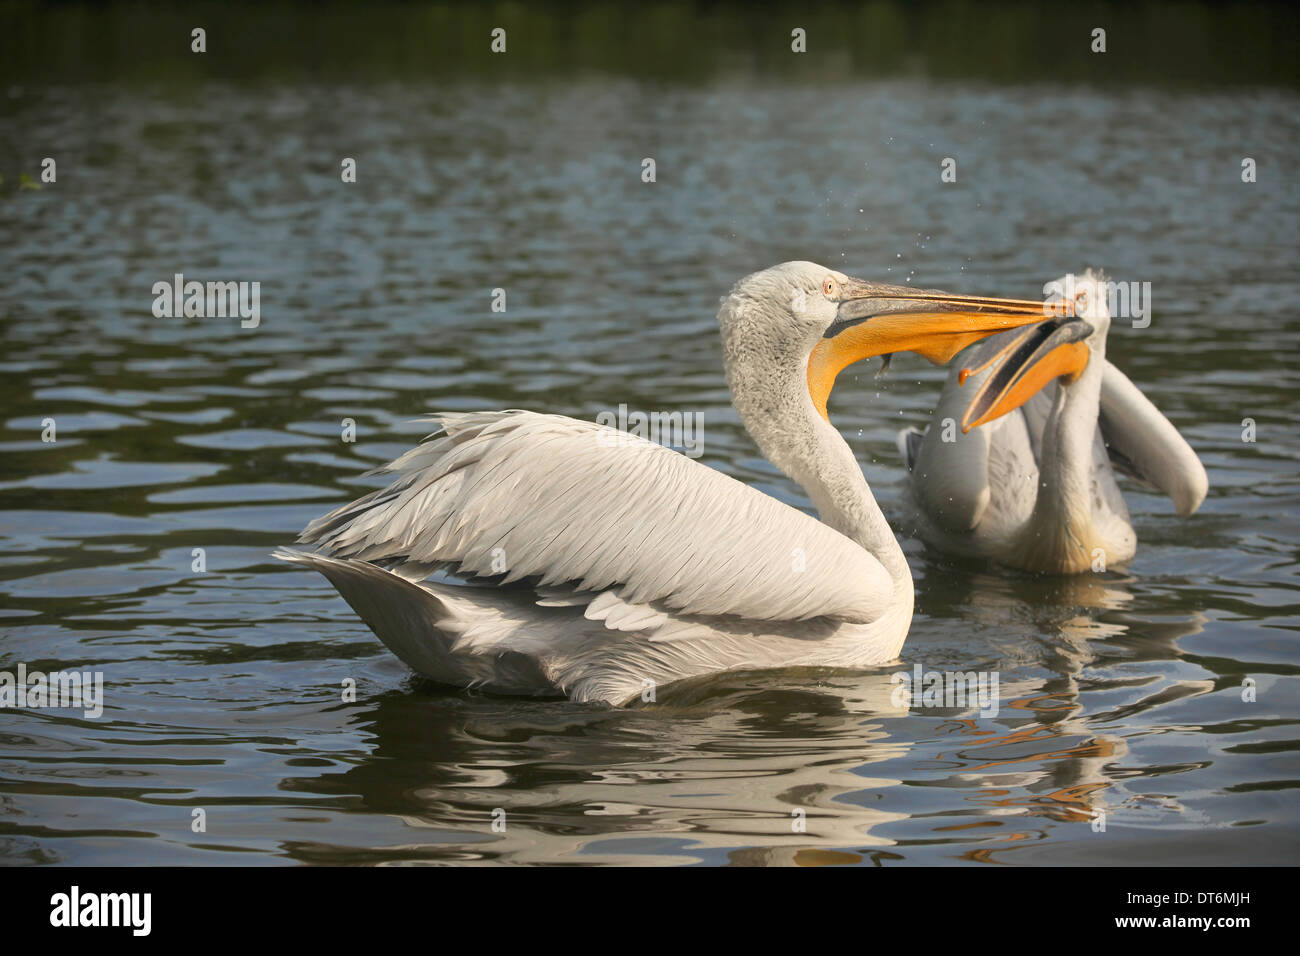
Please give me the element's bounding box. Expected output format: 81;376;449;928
298;410;893;624
902;359;1000;533
1098;361;1208;516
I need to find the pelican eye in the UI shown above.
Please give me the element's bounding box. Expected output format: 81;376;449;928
822;277;838;298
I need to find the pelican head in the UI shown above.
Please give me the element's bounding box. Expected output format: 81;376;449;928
957;271;1110;433
718;261;1068;423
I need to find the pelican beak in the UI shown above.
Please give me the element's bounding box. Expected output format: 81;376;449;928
958;316;1093;433
807;278;1072;420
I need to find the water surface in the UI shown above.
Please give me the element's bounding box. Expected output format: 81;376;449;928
1;69;1298;865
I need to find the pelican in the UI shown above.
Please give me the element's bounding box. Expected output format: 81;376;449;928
276;261;1064;705
896;271;1208;574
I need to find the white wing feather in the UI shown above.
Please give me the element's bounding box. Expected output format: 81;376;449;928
1099;361;1208;516
299;410;892;625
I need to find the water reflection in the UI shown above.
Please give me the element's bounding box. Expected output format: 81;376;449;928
283;672;912;864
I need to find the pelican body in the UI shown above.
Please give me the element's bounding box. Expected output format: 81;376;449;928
278;262;1066;704
897;272;1208;574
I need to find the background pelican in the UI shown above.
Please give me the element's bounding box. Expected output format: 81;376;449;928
897;271;1208;574
277;261;1059;704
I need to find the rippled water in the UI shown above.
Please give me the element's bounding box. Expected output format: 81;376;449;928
1;77;1298;865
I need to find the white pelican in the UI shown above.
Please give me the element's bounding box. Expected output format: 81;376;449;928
896;272;1208;574
276;261;1065;704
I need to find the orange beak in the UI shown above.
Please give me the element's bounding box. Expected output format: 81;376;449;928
958;316;1093;432
807;278;1073;420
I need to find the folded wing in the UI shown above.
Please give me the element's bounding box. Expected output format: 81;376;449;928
298;410;893;624
1099;361;1208;516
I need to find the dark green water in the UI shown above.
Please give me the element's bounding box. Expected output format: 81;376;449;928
1;3;1298;865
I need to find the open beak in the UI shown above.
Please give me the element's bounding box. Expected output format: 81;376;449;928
958;316;1093;433
807;278;1073;419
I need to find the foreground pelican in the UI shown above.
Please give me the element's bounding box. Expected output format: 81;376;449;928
277;261;1063;704
897;272;1207;574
